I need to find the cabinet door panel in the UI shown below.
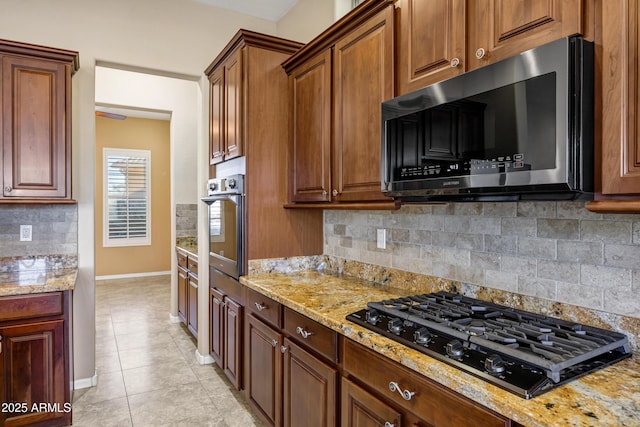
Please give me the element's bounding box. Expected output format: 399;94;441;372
468;0;583;69
0;320;67;427
225;48;243;161
210;288;225;367
289;50;332;202
397;0;466;95
209;67;225;165
283;338;337;427
341;377;401;427
600;0;640;194
246;314;282;426
187;276;198;338
224;297;242;390
333;6;394;202
177;267;188;324
2;56;68;198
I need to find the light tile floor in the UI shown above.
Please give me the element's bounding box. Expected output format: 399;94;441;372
71;275;265;427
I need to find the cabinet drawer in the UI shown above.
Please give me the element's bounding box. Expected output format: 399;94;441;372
246;288;281;328
284;307;338;363
0;292;63;321
177;250;188;269
187;256;199;276
343;339;510;427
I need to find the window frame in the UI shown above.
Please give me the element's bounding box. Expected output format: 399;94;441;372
103;148;152;247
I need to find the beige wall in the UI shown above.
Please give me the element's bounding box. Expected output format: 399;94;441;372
95;116;171;277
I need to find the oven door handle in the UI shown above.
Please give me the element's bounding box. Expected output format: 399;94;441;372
201;195;240;205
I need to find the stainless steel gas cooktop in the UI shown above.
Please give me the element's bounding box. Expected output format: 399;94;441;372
346;292;631;399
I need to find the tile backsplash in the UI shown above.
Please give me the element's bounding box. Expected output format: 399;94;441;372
0;204;78;258
324;201;640;319
176;203;197;238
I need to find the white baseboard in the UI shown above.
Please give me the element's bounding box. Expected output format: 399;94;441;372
195;349;214;365
169;313;181;323
74;372;98;390
96;271;171;281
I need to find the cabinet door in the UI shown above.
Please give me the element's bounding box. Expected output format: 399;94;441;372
223;296;242;390
333;6;394;202
467;0;583;70
0;320;69;427
209;67;225;165
600;0;640;195
2;55;69;199
289;49;332;203
283;338;337;427
187;275;198;338
210;287;225;367
224;48;243;161
396;0;466;95
177;267;188;324
246;313;282;426
341;377;401;427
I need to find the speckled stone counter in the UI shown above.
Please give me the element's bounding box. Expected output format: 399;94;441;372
176;237;198;258
240;268;640;427
0;255;77;296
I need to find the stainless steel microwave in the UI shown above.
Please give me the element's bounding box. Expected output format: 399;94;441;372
381;36;594;202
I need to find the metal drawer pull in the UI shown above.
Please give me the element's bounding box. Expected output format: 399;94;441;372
254;302;267;311
295;326;314;339
384;422;395;427
389;381;415;401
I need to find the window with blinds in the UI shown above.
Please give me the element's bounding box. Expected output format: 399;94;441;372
103;148;151;247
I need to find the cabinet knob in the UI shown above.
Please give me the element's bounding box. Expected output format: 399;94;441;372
4;186;12;193
271;339;278;347
389;381;415;401
254;302;267;311
475;47;486;59
281;345;288;353
295;326;314;339
450;57;460;68
384;422;395;427
322;190;328;196
332;189;339;197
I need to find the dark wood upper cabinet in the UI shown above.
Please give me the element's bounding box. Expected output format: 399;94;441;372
396;0;466;95
467;0;585;69
0;40;78;202
283;0;396;207
587;0;640;212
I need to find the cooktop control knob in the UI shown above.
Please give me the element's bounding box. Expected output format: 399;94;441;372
387;318;403;335
365;309;380;325
484;354;506;374
446;339;465;358
413;327;432;345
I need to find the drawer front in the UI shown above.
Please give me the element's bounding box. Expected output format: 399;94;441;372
246;288;281;329
343;339;510;427
284;307;338;363
0;292;63;321
187;256;199;276
177;250;188;269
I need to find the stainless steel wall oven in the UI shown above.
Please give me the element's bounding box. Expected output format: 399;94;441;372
201;174;245;279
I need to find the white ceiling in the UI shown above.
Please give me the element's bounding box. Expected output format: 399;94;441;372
192;0;299;21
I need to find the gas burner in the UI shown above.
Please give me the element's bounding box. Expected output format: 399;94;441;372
348;291;631;399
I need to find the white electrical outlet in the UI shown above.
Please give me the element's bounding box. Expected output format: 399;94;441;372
376;228;386;249
20;225;32;242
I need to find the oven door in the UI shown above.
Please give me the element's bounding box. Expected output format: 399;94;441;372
201;194;244;279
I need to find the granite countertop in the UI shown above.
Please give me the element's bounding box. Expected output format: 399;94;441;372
176;237;198;258
240;269;640;427
0;255;77;297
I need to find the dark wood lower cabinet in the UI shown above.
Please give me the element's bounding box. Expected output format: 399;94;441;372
0;292;71;427
341;377;402;427
187;274;198;337
177;267;188;323
245;313;283;426
210;286;242;390
283;338;337;427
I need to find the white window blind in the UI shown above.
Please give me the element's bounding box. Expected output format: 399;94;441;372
103;148;151;247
